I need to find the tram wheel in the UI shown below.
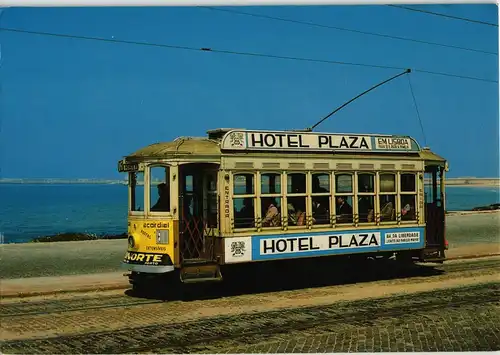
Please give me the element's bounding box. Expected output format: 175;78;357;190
395;252;416;268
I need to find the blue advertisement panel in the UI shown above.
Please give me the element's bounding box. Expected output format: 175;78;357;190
250;227;425;261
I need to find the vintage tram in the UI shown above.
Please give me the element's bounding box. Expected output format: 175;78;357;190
118;128;447;291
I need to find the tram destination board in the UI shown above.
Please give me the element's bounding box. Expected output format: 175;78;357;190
221;130;419;153
118;160;140;173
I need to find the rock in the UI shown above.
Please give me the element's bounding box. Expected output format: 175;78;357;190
31;232;127;243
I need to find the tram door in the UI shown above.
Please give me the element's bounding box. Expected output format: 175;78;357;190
179;163;219;263
424;164;446;255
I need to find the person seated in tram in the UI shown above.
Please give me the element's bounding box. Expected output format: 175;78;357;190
358;184;374;222
380;197;394;221
401;195;415;221
312;199;329;225
312;176;328;193
235;198;255;228
288;201;306;226
151;182;170;212
336;196;353;223
262;198;281;227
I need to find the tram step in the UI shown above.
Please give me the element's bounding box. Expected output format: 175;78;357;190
180;260;223;284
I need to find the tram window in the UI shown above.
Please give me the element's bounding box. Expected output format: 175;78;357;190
206;174;217;192
233;174;254;195
379;195;396;222
380;173;396;193
335;174;353;224
130;172;145;212
400;173;417;221
234;197;255;228
358;195;375;222
287;173;306;227
287;173;306;194
336;195;353;224
358;173;375;193
358;173;375;223
401;194;416;221
261;197;282;228
335;174;353;193
312;173;329;193
311;173;330;226
185;175;193;193
261;173;281;194
150;166;170;212
401;173;416;192
288;196;307;226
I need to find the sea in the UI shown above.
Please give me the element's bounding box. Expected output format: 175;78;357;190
0;184;499;244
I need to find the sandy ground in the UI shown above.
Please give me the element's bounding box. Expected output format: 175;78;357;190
0;211;498;281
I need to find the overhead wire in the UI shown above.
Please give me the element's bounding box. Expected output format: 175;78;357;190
388;5;498;28
199;6;497;56
406;74;427;147
0;27;497;84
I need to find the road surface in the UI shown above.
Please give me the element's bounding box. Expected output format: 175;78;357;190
1;256;499;353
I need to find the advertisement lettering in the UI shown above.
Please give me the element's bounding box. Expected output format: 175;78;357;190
260;233;381;255
123;252;165;265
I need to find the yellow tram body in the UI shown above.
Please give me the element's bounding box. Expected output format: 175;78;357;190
118;128;448;288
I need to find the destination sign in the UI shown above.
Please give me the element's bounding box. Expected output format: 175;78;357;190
118;160;140;173
221;130;419;153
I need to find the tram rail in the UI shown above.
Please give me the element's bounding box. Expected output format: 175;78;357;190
1;281;498;354
1;256;498;319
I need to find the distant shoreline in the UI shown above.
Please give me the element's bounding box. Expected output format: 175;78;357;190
1;178;499;187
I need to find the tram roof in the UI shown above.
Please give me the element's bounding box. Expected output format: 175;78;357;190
122;128;446;163
126;137;221;159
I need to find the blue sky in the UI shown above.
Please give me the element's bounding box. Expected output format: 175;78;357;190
0;4;498;179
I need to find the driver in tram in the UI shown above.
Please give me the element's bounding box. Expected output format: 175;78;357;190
151;182;170;212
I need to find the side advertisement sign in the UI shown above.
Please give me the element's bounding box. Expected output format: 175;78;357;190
252;228;425;261
223;228;424;263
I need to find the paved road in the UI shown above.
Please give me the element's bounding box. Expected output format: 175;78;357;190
1;257;499;353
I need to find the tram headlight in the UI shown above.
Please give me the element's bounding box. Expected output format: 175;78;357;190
128;236;136;248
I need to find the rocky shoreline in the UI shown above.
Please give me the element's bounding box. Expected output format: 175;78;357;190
469;203;500;211
31;232;127;243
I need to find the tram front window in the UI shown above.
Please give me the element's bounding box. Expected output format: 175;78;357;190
150;166;171;212
130;172;145;212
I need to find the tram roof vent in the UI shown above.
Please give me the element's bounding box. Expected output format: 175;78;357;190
206;128;245;140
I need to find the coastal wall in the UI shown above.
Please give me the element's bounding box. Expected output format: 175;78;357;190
1;211;498;280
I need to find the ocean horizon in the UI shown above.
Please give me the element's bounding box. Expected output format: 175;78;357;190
0;184;498;244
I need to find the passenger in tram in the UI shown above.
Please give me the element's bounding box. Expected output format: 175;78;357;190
288;201;306;226
358;184;374;222
336;196;353;223
312;176;328;193
311;176;329;224
262;198;281;227
380;197;395;221
312;200;329;225
151;182;170;212
401;195;415;220
235;198;255;228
